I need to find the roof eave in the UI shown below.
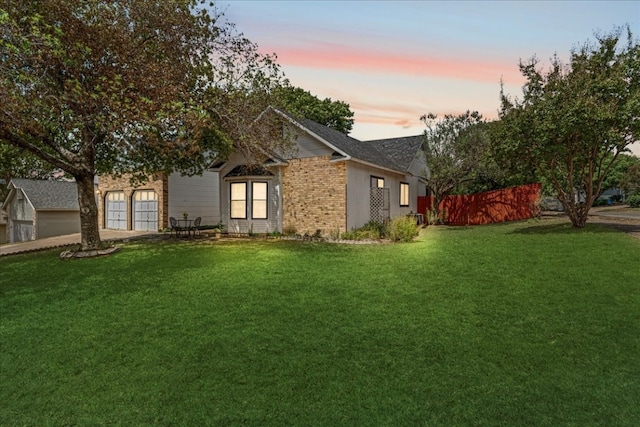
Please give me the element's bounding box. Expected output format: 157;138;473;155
270;108;351;159
348;158;406;175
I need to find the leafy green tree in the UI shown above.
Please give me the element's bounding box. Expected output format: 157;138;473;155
0;1;286;251
495;27;640;227
0;143;57;201
273;84;354;134
600;153;640;201
621;162;640;198
421;111;488;223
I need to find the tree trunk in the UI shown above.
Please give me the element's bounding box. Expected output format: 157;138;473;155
75;173;103;251
567;208;588;228
563;195;591;228
429;194;443;225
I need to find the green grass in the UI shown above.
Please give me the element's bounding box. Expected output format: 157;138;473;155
1;219;639;426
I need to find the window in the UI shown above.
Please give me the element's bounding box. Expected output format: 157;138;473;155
371;176;385;188
400;182;410;207
230;182;247;219
252;182;268;219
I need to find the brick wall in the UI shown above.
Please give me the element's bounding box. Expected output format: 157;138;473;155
97;174;168;230
281;156;347;236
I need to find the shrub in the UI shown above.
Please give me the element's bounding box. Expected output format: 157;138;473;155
592;198;611;207
361;220;389;238
627;193;640;208
389;215;419;242
283;226;297;236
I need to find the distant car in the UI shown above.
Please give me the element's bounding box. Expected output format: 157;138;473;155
540;197;564;212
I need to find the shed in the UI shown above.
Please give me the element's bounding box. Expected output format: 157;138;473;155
1;179;80;243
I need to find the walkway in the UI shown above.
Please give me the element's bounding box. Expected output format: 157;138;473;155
0;229;159;257
587;206;640;240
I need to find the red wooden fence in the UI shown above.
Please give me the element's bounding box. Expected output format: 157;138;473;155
417;183;542;226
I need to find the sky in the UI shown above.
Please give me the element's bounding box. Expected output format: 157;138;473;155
222;0;640;155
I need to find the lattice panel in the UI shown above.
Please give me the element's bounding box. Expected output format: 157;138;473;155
370;188;390;224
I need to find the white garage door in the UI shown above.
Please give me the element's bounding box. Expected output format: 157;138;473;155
106;191;127;230
133;190;158;231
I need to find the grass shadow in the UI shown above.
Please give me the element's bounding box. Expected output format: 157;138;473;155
513;221;623;236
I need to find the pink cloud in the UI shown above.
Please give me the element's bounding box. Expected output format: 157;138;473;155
268;43;523;84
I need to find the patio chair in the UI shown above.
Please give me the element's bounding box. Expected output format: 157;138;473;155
169;216;182;237
191;216;202;236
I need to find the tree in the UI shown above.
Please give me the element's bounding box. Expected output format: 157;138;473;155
0;1;286;251
600;153;640;201
420;110;488;223
273;84;354;134
495;27;640;227
0;142;57;201
621;162;640;197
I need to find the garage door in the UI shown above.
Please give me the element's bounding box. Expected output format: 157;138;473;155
133;190;158;231
106;191;127;230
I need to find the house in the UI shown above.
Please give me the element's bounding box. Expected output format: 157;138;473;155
1;179;80;243
96;109;428;236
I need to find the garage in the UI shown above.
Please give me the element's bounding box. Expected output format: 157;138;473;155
133;190;158;231
105;191;127;230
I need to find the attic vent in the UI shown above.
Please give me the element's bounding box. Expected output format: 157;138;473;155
17;192;24;201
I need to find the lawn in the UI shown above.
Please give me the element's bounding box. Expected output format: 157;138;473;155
1;219;639;426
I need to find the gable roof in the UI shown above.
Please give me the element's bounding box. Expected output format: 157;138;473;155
366;135;425;172
6;179;79;211
272;108;424;174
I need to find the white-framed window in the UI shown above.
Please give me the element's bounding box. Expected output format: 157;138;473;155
371;176;385;188
230;182;247;219
252;182;268;219
400;182;410;207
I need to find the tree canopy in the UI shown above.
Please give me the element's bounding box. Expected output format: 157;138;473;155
599;153;640;200
0;142;57;201
421;110;489;223
0;0;287;250
495;27;640;227
273;85;354;134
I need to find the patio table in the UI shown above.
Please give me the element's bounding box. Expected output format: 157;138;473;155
178;219;193;237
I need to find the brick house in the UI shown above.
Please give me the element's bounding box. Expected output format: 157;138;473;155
96;109;428;236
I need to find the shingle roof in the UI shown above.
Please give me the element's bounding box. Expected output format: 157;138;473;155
366;135;425;172
276;109;423;173
10;179;79;211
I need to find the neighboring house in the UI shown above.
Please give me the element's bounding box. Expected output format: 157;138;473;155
597;187;625;203
97;108;428;236
1;179;80;243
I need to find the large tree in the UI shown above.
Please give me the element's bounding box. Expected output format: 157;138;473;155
599;153;640;201
273;84;354;134
0;1;285;251
620;162;640;198
0;142;57;201
420;110;489;223
495;27;640;227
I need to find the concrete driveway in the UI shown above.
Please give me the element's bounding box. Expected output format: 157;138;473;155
0;229;159;256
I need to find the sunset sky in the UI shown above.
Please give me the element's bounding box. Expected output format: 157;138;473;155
222;0;640;155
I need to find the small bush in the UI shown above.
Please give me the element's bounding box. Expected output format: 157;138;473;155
592;198;611;207
611;194;624;203
627;193;640;208
283;226;297;236
389;215;419;242
361;220;389;238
